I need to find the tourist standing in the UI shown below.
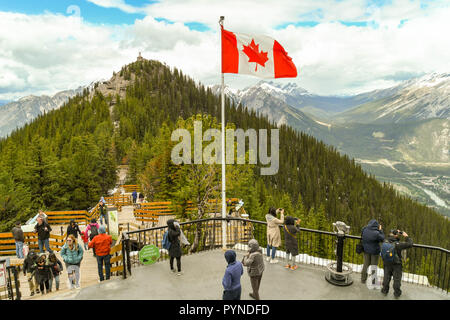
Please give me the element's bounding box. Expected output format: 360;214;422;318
242;239;265;300
167;219;183;275
381;230;413;298
88;225;112;282
60;234;84;289
12;221;25;259
222;250;243;300
361;219;384;283
283;216;302;270
265;207;284;263
34;216;53;254
132;190;138;204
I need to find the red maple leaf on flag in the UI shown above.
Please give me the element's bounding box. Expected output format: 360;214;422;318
242;39;269;72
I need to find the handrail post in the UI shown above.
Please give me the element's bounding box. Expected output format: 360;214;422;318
121;234;127;280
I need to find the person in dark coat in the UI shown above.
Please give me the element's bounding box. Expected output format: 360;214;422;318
99;201;108;225
361;219;384;283
48;252;63;291
167;219;182;275
132;191;138;204
35;253;52;294
283;216;301;270
12;221;25;259
66;219;82;240
23;251;39;296
34;216;53;254
222;250;243;300
242;239;265;300
381;230;413;298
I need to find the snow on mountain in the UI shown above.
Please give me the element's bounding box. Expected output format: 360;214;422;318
0;87;84;138
337;73;450;124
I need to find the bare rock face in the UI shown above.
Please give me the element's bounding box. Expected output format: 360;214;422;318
91;71;133;102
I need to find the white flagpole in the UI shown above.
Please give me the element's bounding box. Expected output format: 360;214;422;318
219;16;227;250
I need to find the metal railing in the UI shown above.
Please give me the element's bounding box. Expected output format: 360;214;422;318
121;217;449;293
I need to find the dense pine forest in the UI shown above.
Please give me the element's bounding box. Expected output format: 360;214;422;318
0;59;449;253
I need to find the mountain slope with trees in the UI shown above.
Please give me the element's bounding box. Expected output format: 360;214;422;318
0;58;448;253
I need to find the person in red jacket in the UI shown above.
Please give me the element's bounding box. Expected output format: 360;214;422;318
88;225;112;282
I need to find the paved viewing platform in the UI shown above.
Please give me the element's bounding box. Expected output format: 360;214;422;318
46;249;448;300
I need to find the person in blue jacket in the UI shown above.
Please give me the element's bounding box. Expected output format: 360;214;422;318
361;219;384;283
222;250;243;300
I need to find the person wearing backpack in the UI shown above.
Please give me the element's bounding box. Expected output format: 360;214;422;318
380;229;413;298
23;250;39;296
242;239;265;300
283;216;302;270
85;218;100;256
166;219;183;275
361;219;384;283
35;253;52;294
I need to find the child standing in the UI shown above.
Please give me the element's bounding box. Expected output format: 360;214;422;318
81;231;89;250
283;216;302;270
48;252;63;291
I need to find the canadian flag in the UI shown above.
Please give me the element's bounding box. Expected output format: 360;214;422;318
221;27;297;78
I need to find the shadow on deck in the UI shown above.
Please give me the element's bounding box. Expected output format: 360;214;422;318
50;249;448;300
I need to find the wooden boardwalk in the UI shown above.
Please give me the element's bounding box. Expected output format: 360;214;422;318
10;202;165;300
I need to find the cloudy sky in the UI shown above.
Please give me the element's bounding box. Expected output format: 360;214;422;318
1;0;450;101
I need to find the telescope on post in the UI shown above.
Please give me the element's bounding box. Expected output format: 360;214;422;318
325;221;353;286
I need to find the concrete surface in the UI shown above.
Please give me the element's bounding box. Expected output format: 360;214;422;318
50;249;448;300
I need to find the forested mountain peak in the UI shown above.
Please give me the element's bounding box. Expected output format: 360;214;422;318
0;58;448;253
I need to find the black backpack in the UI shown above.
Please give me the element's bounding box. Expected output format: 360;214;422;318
89;225;98;240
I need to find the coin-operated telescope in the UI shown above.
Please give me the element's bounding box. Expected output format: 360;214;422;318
325;221;353;286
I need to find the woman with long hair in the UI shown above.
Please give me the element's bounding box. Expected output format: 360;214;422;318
265;207;284;263
60;234;84;289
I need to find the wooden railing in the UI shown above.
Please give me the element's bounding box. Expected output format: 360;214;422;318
121;185;141;193
133;198;240;226
0;231;67;256
104;194;132;210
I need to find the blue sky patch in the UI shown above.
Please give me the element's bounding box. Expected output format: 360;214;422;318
0;0;146;25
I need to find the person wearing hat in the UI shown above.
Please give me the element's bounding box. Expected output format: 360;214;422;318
222;250;243;300
381;229;413;298
88;225;112;282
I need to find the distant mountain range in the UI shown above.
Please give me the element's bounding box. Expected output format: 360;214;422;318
0;88;85;138
1;72;448;215
212;73;450;216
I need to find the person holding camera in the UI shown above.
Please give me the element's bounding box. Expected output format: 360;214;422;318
360;219;384;283
265;207;284;263
283;216;301;270
381;229;413;298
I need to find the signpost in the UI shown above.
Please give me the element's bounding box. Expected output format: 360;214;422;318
0;259;7;287
139;245;160;265
107;207;119;241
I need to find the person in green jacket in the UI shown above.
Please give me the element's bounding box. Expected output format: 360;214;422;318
60;234;84;289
